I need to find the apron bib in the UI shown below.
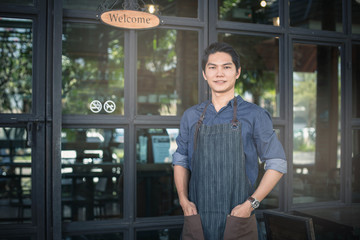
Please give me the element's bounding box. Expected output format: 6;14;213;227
186;98;256;240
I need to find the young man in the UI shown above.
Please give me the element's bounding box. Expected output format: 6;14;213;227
172;42;287;240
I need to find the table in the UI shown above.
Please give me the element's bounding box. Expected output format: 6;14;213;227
294;206;360;239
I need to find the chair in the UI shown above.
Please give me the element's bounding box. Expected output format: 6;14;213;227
263;210;316;240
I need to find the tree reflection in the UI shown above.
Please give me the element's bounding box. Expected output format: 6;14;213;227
0;18;32;114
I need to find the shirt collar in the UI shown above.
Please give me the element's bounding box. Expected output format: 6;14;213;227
196;95;244;111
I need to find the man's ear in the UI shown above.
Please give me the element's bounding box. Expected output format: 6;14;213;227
236;67;241;79
202;70;208;80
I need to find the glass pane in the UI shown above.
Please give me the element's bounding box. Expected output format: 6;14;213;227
62;22;125;115
136;128;180;217
219;33;280;117
62;232;124;240
143;0;197;18
353;44;360;118
0;0;33;6
352;0;360;34
64;0;197;18
292;43;341;204
61;128;124;222
257;129;282;209
290;0;342;32
353;129;360;203
0;18;33;114
218;0;280;26
0;127;32;224
137;29;198;116
137;228;182;240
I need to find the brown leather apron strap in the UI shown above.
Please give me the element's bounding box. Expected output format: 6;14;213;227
231;97;239;127
193;101;210;151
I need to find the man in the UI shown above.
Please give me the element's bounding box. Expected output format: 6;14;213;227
172;42;287;240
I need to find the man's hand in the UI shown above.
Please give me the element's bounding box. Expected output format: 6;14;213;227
181;198;198;216
230;201;253;218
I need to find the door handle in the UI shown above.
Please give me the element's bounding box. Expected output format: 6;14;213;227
26;122;33;147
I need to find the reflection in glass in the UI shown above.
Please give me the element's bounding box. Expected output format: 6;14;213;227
353;0;360;34
62;23;125;115
353;130;360;203
64;0;197;18
218;0;280;26
292;43;341;204
136;128;180;217
61;128;124;222
290;0;342;32
219;33;280;117
353;44;360;118
137;29;198;116
0;18;33;114
137;228;182;240
0;127;32;224
62;232;124;240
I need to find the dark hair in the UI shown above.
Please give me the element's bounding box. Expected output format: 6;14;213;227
201;42;240;72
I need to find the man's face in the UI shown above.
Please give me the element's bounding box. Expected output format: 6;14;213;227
202;52;241;95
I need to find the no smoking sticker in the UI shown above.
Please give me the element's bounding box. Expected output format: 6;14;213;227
90;100;102;113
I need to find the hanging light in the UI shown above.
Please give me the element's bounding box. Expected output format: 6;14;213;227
260;0;267;8
145;4;158;14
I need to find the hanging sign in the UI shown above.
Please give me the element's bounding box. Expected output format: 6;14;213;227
100;10;160;29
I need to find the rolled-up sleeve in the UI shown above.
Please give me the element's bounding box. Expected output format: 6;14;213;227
172;110;191;170
265;158;287;173
172;152;190;169
253;110;287;174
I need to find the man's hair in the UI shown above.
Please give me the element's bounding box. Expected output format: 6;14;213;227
201;42;241;72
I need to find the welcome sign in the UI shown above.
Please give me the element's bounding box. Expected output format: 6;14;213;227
100;10;160;29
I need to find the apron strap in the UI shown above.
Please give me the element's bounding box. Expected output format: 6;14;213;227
193;97;238;150
193;101;210;151
231;97;239;127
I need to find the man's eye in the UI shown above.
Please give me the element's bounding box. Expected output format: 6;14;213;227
225;66;231;69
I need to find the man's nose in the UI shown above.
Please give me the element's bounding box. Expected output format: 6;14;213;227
216;68;224;77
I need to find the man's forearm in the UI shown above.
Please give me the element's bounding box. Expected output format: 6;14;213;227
174;165;198;215
174;165;190;203
251;169;284;202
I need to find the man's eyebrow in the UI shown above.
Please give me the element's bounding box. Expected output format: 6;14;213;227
206;62;233;66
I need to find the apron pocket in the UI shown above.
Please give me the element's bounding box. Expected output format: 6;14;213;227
182;214;205;240
223;214;258;240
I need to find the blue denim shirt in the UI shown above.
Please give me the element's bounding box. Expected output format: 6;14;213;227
172;96;287;186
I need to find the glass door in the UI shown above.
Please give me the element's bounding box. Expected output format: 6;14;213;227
0;12;46;240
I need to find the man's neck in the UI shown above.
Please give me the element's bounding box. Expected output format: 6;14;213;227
211;91;235;112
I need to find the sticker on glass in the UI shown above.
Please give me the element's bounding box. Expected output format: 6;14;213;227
90;100;102;113
104;100;116;113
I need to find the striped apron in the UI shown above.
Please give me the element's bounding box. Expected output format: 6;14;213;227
182;98;258;240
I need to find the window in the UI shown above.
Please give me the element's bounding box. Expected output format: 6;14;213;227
353;129;360;203
0;127;32;223
0;18;33;114
136;128;180;217
292;43;341;204
218;0;280;26
61;128;124;221
290;0;343;32
219;33;281;117
353;44;360;118
64;0;198;18
62;22;125;115
137;29;199;116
